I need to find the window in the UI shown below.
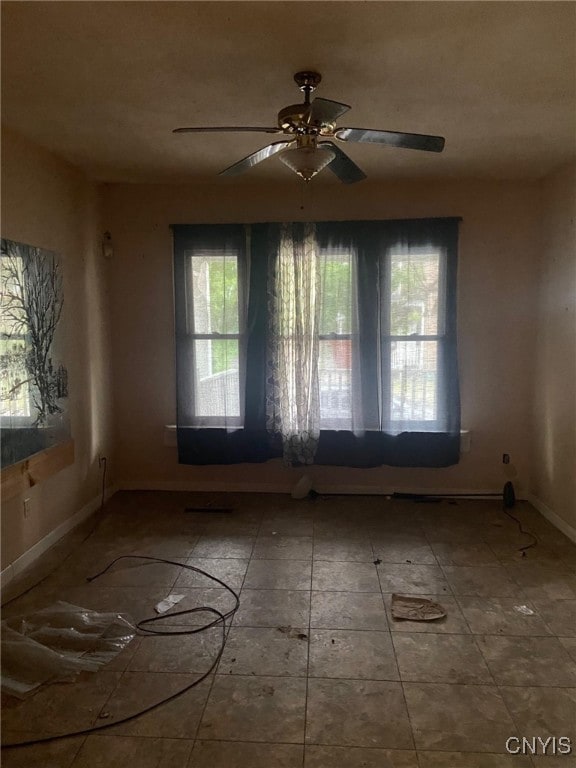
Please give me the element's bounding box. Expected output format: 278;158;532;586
174;225;249;430
184;251;245;426
384;248;445;431
174;218;460;467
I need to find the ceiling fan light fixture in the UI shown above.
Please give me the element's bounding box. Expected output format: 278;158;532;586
279;145;336;181
174;72;444;184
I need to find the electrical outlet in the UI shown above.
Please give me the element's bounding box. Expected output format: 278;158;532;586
23;497;31;519
503;454;510;464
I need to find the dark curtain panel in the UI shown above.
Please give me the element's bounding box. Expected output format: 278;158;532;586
315;218;461;466
175;224;272;463
244;224;276;432
173;218;460;468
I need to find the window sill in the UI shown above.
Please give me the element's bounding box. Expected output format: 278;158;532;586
164;426;471;453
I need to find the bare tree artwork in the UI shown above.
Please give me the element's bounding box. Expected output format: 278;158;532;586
1;239;68;426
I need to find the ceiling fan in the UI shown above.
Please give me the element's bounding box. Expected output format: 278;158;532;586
173;71;445;184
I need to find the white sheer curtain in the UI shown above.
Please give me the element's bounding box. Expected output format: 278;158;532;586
266;222;321;463
266;224;366;464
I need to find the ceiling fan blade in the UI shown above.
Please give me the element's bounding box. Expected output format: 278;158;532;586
307;98;351;126
335;128;445;153
219;140;295;177
173;126;281;134
320;141;367;184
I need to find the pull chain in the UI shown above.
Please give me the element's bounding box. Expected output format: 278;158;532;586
300;179;314;212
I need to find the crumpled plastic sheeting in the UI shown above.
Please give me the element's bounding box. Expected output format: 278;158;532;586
1;601;135;698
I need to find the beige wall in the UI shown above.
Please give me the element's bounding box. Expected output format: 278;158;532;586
1;129;571;565
105;178;542;495
1;128;115;566
532;162;576;531
3;133;571;563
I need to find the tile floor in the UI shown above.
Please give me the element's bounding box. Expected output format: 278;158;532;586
1;491;576;767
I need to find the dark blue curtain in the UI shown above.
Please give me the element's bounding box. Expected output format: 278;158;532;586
173;217;461;467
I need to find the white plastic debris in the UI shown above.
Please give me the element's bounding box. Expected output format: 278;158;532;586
291;474;313;499
514;604;535;616
154;594;186;614
1;602;135;698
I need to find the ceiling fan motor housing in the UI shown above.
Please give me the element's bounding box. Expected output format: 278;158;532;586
278;71;332;133
277;104;337;134
277;104;311;132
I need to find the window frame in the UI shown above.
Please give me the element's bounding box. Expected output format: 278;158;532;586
381;245;448;433
182;249;246;428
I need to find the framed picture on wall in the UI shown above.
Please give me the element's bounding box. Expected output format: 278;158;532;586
0;238;70;467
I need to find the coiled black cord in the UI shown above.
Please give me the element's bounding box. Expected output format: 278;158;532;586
2;555;240;749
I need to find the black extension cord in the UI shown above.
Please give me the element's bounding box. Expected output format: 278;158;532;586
2;484;538;748
393;483;538;556
1;555;240;749
500;483;538;556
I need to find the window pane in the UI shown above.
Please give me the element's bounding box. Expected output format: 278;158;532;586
319;253;352;334
319;339;352;426
390;251;440;336
193;339;240;418
390;340;438;422
191;255;239;334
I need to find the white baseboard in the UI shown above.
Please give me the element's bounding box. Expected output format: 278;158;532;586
119;478;505;499
314;485;504;499
0;564;15;592
120;479;295;494
526;493;576;543
0;483;118;594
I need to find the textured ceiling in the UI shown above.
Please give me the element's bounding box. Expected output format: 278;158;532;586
1;1;575;184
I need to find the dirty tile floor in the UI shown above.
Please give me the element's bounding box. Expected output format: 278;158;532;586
1;491;576;767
